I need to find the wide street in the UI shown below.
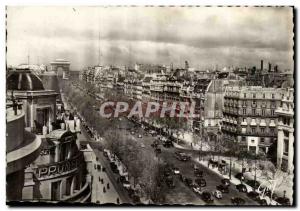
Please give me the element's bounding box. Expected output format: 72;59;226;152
85;114;259;205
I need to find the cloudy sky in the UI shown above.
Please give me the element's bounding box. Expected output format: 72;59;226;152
6;6;293;71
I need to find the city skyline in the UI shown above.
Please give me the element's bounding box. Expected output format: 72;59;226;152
7;6;294;71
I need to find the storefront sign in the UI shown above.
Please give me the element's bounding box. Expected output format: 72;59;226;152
36;154;82;178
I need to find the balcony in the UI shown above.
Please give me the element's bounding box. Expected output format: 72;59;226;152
275;107;294;117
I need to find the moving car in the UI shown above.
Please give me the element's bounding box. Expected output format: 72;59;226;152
195;178;207;187
122;181;131;189
173;167;180;175
155;147;162;154
194;168;204;177
174;151;191;161
202;191;214;203
231;197;246;205
184;177;193;187
192;185;203;195
236;184;248;193
212;190;223;199
216;184;229;193
165;176;175;189
163;140;173;148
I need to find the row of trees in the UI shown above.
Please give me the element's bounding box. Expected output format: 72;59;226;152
103;129;167;203
62;80;168;203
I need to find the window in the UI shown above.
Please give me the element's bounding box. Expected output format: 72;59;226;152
251;127;256;133
271;109;275;116
261;127;265;133
251;139;255;144
283;130;289;138
252;100;256;105
284;139;289;156
261;138;265;143
263;93;266;99
270;128;275;134
242;137;246;142
262;109;265;116
272;93;275;99
252;109;256;115
243;109;246;115
243;101;247;106
253;93;256;98
244;93;247;98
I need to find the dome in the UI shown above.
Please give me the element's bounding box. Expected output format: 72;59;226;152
7;68;44;91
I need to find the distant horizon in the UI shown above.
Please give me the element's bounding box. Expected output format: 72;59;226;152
7;6;293;71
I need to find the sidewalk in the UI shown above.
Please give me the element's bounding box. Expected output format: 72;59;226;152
193;158;285;205
91;160;122;204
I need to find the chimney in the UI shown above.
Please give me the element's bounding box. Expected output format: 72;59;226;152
268;63;272;72
260;60;263;71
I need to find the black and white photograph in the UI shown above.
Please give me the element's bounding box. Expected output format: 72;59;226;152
5;5;295;206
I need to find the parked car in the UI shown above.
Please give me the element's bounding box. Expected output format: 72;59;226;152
236;184;248;193
247;191;260;200
235;173;245;181
221;179;230;186
275;197;291;205
131;131;135;135
257;198;268;205
246;180;261;189
138;134;142;138
216;184;229;193
110;162;119;174
202;191;214;203
118;176;127;183
195;178;207;187
97;164;101;171
212;190;223;199
231;197;246;205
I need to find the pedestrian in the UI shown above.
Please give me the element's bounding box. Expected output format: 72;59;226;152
116;198;120;204
103;187;106;193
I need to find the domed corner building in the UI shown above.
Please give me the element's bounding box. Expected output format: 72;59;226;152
6;68;91;203
6;68;58;134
